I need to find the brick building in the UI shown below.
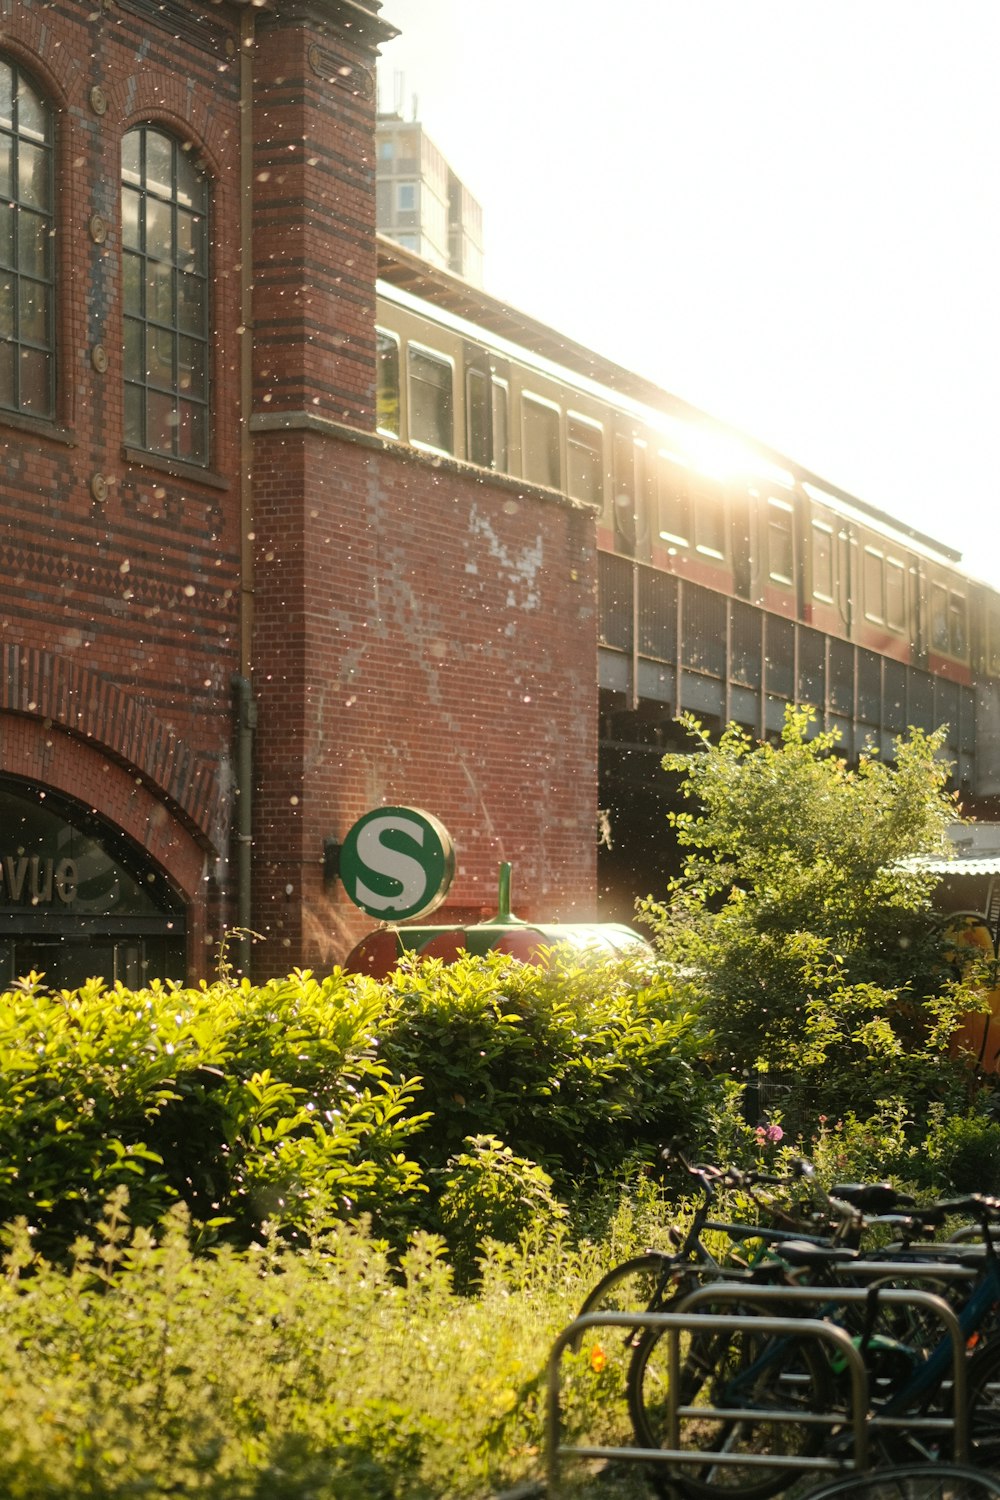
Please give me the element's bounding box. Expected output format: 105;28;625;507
0;0;600;986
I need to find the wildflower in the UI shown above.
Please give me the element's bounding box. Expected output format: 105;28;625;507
590;1345;607;1373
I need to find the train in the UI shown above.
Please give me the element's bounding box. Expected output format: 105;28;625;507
374;238;1000;817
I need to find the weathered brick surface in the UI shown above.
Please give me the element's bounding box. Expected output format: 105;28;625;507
251;431;599;971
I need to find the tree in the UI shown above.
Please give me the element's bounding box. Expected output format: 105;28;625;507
640;707;978;1134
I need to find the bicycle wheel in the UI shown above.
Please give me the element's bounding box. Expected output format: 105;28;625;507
796;1465;1000;1500
965;1338;1000;1468
569;1252;686;1356
628;1316;833;1500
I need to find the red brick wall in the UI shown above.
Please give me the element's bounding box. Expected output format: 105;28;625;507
2;0;602;980
252;14;378;428
251;430;599;971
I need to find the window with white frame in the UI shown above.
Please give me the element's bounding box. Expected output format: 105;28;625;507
122;126;209;463
407;343;453;452
0;58;54;419
567;413;603;506
767;497;794;584
522;393;560;489
375;328;400;438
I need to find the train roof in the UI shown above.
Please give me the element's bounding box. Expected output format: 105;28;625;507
377;238;962;568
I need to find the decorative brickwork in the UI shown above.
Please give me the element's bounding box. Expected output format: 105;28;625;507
0;710;207;902
0;647;225;848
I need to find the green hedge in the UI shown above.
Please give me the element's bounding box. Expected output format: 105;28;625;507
0;953;711;1256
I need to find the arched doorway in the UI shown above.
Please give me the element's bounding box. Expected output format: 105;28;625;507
0;778;187;989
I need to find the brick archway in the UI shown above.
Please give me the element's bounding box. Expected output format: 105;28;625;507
0;713;208;905
0;647;226;854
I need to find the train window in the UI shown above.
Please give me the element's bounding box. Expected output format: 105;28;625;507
930;582;950;652
658;453;691;544
612;433;651;559
567;414;604;506
693;473;725;557
990;602;1000;677
767;498;794;585
522;393;560;489
929;579;971;657
864;547;885;622
492;380;508;472
466;367;490;467
408;344;453;453
635;440;653;561
928;581;968;657
950;592;968;658
375;329;400;439
864;549;906;632
466;370;510;472
811;521;834;601
613;431;636;554
885;559;906;631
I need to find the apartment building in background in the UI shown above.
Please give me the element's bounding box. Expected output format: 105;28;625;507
376;114;484;286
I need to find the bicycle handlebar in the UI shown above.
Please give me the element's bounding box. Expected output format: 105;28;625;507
659;1141;1000;1248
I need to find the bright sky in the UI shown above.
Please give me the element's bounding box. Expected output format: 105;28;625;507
377;1;1000;589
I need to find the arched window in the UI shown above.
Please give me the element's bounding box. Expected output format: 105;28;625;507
0;58;54;419
122;126;209;463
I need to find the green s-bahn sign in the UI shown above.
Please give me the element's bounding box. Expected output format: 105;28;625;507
339;806;456;921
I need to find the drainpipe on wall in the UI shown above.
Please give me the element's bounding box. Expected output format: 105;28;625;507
232;673;256;974
232;2;256;978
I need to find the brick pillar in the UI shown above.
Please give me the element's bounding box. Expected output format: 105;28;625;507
249;2;394;970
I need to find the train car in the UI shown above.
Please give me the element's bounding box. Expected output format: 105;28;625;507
374;240;1000;842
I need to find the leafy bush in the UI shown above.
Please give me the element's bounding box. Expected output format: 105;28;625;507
0;1193;626;1500
377;948;712;1193
0;971;426;1252
642;708;984;1145
437;1133;567;1286
0;953;713;1257
921;1105;1000;1194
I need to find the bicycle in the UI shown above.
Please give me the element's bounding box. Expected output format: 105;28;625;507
573;1148;834;1357
572;1149;876;1499
627;1191;1000;1497
796;1463;1000;1500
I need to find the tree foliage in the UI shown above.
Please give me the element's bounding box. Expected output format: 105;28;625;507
640;707;978;1129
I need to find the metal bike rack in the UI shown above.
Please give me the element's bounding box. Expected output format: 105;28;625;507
674;1281;969;1462
546;1310;868;1499
545;1279;970;1498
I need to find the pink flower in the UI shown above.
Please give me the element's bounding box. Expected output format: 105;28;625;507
765;1124;784;1143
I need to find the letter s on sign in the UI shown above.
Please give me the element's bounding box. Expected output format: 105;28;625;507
354;814;427;913
338;805;456;922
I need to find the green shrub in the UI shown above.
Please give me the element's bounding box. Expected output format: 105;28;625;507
437;1133;567;1285
0;1194;624;1500
0;971;427;1252
378;948;712;1192
921;1105;1000;1194
0;954;714;1256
